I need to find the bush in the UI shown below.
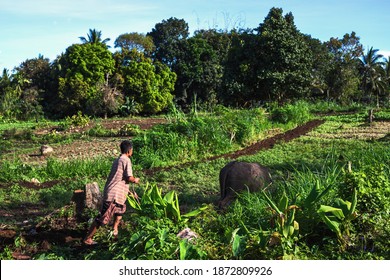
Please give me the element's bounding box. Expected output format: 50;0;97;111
118;124;140;136
271;101;312;124
58;111;90;130
86;123;113;137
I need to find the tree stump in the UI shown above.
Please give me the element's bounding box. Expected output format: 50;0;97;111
71;189;85;221
85;182;102;211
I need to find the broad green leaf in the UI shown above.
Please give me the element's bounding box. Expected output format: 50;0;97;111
288;225;295;236
150;185;164;205
317;205;345;220
179;239;188;260
231;228;246;257
127;195;142;210
282;225;289;238
304;180;321;208
163;191;175;203
304;180;334;209
145;238;155;250
182;205;208;218
278;193;288;212
349;188;358;217
158;228;169;247
334;198;351;217
318;212;341;237
286;207;296;226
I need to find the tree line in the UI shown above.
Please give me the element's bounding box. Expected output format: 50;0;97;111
1;7;389;120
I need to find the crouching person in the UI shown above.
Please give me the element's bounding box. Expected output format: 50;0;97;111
83;140;140;245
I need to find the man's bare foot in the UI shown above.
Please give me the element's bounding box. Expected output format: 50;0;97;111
83;238;97;245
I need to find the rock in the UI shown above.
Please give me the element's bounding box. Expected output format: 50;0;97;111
40;145;54;156
30;178;40;184
177;228;198;241
85;182;102;210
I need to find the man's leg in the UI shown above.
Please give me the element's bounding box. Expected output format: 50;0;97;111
113;215;122;237
84;221;99;245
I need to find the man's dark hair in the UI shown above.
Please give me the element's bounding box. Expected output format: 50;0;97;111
120;140;133;154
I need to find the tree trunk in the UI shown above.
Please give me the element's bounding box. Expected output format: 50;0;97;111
71;189;85;221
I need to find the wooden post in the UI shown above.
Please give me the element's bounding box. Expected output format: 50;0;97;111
71;189;85;220
368;109;374;124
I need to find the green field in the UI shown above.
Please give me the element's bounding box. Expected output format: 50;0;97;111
0;103;389;260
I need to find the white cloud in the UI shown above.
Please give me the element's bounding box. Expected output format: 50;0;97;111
378;50;390;59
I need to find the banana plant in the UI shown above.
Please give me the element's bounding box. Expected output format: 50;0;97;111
317;187;358;249
303;179;334;211
127;182;207;221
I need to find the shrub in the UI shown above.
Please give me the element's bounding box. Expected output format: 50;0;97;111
58;111;90;130
118;123;140;136
86;123;113;137
271;101;312;124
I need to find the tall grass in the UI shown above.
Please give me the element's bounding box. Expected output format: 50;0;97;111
0;156;113;183
307;100;365;113
269;100;313;125
133;108;273;168
3;103;390;260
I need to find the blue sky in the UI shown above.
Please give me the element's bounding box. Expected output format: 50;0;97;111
1;0;389;71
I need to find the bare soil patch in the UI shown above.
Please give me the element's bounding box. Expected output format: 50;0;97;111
311;121;390;140
11;117;167;165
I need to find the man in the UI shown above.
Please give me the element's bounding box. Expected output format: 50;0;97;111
83;140;140;245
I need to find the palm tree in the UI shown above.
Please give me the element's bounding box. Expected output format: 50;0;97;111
383;57;390;104
79;28;110;46
360;47;385;106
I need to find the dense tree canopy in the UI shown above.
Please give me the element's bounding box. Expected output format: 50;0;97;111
173;36;222;107
147;17;189;66
1;8;389;120
56;43;115;115
121;50;176;114
325;32;363;103
114;32;155;56
255;8;313;102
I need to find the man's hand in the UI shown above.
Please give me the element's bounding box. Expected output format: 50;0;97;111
128;176;140;184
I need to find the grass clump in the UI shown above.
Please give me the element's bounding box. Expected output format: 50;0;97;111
133;108;274;168
270;100;312;125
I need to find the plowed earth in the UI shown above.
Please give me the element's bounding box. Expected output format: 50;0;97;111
0;117;345;259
